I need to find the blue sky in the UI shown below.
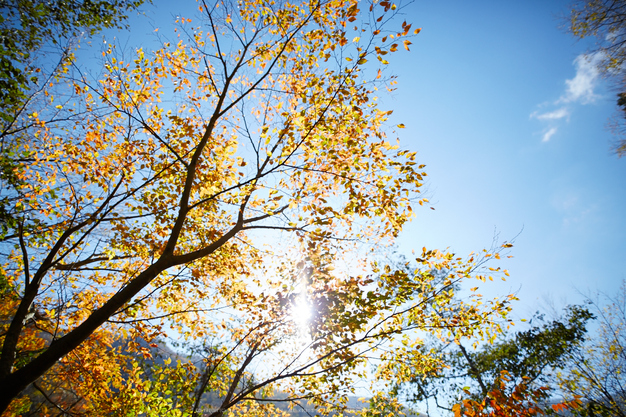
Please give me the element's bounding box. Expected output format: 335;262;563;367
386;0;626;316
108;0;626;319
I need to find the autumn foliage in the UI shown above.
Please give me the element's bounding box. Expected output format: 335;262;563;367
452;371;582;417
0;0;520;415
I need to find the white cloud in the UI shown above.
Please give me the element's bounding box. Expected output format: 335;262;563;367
531;107;569;121
542;127;558;142
530;53;604;144
559;53;602;104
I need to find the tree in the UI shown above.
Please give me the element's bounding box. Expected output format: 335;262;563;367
389;303;593;415
0;0;148;120
0;0;518;414
0;0;150;242
558;282;626;417
568;0;626;156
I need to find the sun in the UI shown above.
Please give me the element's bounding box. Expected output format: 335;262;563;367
291;290;313;336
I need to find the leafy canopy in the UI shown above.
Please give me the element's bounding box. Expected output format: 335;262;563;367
0;0;147;118
394;303;592;416
0;0;519;415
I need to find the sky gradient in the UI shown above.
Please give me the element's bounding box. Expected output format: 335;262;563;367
388;0;626;317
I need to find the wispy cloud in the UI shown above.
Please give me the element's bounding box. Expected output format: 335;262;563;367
551;188;599;228
530;53;603;143
531;107;569;121
542;127;558;142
